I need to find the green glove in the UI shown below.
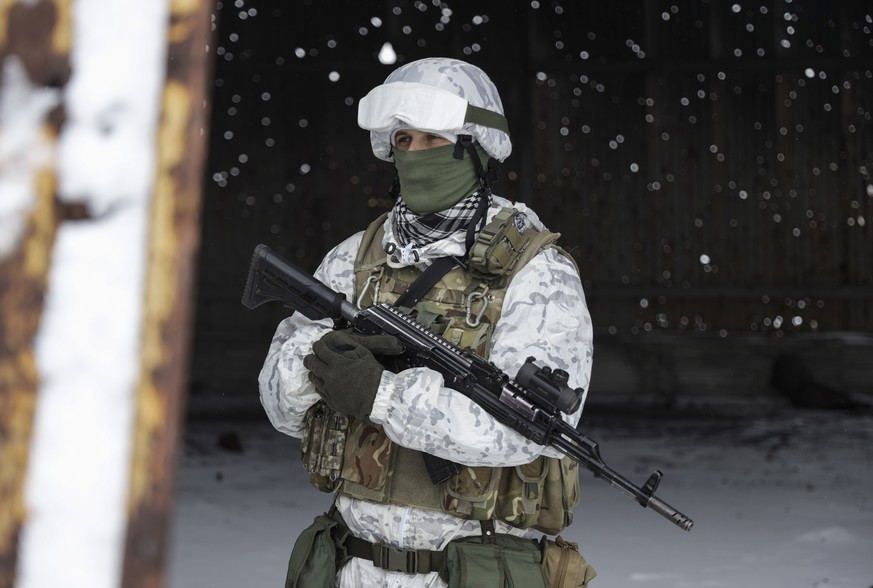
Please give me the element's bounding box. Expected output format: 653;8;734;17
303;330;405;418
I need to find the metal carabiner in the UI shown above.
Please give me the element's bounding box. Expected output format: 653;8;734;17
465;286;490;328
356;268;383;309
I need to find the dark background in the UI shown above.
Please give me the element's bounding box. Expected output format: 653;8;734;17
187;0;873;417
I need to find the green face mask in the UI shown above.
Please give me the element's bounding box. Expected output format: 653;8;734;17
393;143;490;215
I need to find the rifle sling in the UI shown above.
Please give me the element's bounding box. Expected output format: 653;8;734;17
392;255;457;309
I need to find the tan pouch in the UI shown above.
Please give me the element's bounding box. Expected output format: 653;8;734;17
340;418;395;491
539;536;597;588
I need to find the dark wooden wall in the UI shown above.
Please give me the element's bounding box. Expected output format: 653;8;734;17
189;0;873;414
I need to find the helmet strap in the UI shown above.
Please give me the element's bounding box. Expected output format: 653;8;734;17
388;171;400;199
453;134;494;251
453;134;488;189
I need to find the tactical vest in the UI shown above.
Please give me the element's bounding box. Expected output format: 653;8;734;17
301;208;581;535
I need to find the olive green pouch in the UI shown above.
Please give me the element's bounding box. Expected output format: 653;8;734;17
284;513;340;588
440;534;547;588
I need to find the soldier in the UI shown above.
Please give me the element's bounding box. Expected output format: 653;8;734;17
259;57;596;587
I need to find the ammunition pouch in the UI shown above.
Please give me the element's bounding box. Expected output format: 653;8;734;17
469;208;537;279
468;207;571;287
440;532;547;588
300;402;349;491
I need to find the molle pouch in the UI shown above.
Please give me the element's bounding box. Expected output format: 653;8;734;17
440;534;547;588
494;456;549;529
442;317;494;358
285;513;340;588
340;419;395;493
442;466;500;520
469;208;530;277
535;456;580;535
539;536;597;588
301;402;349;492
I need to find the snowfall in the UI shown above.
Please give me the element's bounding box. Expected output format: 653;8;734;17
4;0;871;585
168;405;873;588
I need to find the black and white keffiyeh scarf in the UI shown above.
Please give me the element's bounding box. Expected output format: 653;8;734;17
391;190;491;249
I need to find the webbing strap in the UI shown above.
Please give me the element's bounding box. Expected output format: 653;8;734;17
465;103;510;135
337;524;446;574
392;256;457;309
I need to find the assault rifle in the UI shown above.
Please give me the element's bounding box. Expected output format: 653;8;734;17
242;244;694;532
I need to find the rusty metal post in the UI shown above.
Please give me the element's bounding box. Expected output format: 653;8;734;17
0;0;213;585
0;1;70;586
120;0;214;586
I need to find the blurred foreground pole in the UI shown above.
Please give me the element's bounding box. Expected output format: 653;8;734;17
0;0;213;587
0;1;71;586
121;0;214;586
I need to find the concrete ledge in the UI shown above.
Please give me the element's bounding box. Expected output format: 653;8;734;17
587;331;873;413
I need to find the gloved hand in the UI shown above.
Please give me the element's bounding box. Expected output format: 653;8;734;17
303;330;405;419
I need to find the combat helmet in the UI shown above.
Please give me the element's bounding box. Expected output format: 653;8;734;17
358;57;512;164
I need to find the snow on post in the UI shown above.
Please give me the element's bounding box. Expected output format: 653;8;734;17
0;1;213;587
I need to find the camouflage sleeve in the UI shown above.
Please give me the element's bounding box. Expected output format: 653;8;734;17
370;248;594;465
257;233;363;437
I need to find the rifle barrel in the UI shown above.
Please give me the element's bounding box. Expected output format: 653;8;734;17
552;425;694;531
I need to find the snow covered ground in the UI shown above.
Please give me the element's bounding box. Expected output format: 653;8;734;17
167;407;873;588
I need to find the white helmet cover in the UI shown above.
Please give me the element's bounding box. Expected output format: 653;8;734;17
358;57;512;162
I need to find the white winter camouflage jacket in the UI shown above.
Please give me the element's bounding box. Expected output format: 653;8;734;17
258;195;594;587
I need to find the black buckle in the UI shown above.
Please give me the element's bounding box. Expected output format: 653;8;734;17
453;135;473;160
373;543;419;574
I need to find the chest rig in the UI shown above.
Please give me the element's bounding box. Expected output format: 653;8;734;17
301;207;581;535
